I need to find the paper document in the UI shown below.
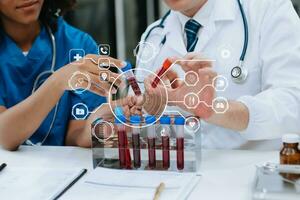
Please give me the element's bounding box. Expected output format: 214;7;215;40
0;167;85;200
61;167;200;200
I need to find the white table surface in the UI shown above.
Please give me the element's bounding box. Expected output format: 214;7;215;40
0;146;279;200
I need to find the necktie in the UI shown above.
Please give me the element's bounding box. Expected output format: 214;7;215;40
184;19;201;52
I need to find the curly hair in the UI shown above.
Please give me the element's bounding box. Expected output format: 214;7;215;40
40;0;76;32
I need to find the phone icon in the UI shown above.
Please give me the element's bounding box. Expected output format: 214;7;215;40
98;44;110;56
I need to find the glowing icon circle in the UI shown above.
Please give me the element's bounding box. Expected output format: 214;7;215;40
185;117;201;132
72;103;89;120
68;71;91;94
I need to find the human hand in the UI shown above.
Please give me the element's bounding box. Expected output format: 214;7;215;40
55;54;124;97
145;54;216;119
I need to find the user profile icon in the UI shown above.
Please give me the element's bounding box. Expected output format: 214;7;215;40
98;44;110;56
72;103;89;120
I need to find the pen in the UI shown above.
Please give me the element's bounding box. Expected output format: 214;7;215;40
0;163;7;172
52;168;87;200
153;182;165;200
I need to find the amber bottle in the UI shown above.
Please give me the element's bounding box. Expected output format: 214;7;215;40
280;134;300;180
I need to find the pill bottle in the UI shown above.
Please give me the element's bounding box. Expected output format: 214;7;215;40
280;134;300;180
280;134;300;165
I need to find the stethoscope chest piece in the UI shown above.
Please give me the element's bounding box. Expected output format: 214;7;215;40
231;65;248;84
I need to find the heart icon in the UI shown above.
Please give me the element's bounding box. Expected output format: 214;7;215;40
189;121;196;128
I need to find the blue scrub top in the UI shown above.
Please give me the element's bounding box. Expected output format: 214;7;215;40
0;18;106;146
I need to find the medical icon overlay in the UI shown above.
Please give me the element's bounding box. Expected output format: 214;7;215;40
185;117;201;132
69;49;85;64
98;44;110;56
185;71;199;86
98;58;110;69
99;70;110;82
72;103;89;120
68;71;91;94
184;93;200;109
92;119;115;143
164;59;229;118
108;67;169;129
212;97;229;114
133;41;158;63
213;75;228;92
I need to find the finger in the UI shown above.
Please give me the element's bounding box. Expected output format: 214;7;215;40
187;60;212;70
130;106;142;116
87;81;107;96
85;54;125;68
127;96;137;107
183;52;200;60
107;71;122;87
172;54;196;67
90;73;117;95
123;105;131;119
198;68;217;79
167;56;180;64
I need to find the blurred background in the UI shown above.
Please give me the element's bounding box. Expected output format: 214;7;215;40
64;0;300;64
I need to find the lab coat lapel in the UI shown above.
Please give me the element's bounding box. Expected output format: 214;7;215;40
193;0;237;52
164;12;187;56
194;20;216;52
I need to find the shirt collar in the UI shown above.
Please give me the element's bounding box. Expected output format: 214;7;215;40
175;0;215;31
175;0;237;31
213;0;237;21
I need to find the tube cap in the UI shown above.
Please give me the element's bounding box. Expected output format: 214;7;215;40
130;115;141;124
282;134;300;144
121;61;132;72
145;115;156;124
174;116;185;125
114;107;126;124
160;116;171;125
163;59;173;70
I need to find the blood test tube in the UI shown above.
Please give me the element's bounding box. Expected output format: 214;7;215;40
145;115;157;169
121;62;142;96
174;116;185;170
115;107;131;169
130;115;141;168
160;116;171;169
151;59;173;88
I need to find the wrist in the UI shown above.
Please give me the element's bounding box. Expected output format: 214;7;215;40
52;68;68;92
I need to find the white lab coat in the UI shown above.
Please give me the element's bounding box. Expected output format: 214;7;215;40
135;0;300;150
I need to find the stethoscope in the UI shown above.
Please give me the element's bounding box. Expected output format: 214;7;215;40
140;0;249;84
25;26;58;146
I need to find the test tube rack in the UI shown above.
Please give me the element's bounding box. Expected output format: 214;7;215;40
91;115;201;172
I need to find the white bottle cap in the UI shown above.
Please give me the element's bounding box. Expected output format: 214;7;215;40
282;134;300;143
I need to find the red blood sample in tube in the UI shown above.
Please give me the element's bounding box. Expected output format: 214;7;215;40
117;130;126;168
148;137;156;169
151;59;173;88
162;136;170;169
132;134;141;168
176;137;184;170
124;135;132;169
128;77;142;96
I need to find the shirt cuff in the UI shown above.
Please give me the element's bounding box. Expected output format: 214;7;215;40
237;95;281;141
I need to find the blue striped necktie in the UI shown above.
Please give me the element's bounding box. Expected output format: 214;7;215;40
184;19;201;52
